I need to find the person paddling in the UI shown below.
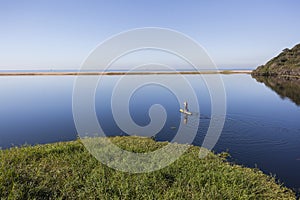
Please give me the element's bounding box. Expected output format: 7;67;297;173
183;101;188;112
180;101;192;115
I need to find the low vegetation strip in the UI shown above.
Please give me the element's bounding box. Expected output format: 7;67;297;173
0;136;295;199
0;70;252;76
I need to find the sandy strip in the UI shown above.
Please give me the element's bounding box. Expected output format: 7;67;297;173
0;70;253;76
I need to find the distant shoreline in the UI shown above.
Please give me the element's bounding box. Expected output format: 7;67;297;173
0;70;252;76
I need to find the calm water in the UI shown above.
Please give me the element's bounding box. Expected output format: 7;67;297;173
0;74;299;191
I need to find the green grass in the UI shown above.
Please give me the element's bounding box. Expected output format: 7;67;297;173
0;136;295;199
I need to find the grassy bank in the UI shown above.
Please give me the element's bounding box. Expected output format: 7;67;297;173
0;136;295;199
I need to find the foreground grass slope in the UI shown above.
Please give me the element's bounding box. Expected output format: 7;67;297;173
0;136;295;199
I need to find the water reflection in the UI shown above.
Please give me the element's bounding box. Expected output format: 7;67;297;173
252;75;300;106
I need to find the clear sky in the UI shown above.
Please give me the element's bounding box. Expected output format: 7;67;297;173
0;0;300;70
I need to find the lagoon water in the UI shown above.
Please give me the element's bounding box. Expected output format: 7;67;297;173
0;74;300;190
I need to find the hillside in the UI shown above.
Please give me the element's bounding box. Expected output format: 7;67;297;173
252;43;300;76
0;136;295;199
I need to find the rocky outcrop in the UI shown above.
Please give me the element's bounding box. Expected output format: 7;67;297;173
252;43;300;76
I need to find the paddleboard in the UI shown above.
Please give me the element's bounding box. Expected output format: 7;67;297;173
179;109;192;115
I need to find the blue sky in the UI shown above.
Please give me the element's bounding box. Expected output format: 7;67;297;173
0;0;300;70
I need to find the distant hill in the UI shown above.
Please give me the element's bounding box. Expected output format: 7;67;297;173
252;43;300;76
